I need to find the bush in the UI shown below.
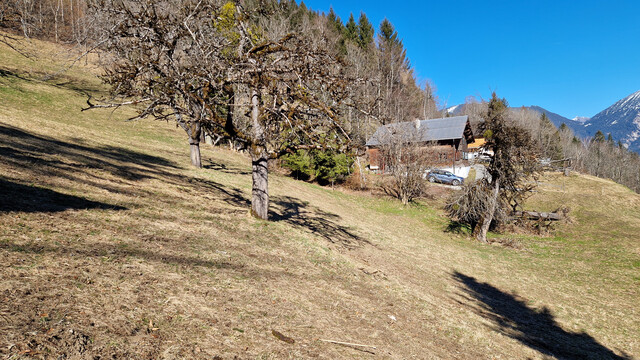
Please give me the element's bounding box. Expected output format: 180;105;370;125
281;150;314;181
281;150;353;186
313;151;353;186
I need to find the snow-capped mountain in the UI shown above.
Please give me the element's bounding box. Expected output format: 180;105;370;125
444;92;640;153
581;90;640;152
446;104;462;114
572;116;590;124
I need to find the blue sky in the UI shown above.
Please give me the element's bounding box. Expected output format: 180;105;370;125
302;0;640;119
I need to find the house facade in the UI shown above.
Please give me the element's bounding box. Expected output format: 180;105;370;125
365;115;475;173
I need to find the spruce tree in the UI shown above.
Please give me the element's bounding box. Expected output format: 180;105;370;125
594;130;605;142
379;18;395;42
327;7;344;32
357;12;374;49
344;13;358;42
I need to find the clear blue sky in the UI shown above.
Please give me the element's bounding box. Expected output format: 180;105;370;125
302;0;640;119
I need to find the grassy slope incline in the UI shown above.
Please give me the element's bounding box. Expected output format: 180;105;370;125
1;38;638;359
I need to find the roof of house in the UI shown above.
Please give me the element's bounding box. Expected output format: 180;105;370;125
365;115;473;147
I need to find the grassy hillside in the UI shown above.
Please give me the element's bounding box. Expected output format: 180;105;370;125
1;37;638;359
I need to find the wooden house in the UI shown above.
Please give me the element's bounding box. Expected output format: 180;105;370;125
365;116;475;173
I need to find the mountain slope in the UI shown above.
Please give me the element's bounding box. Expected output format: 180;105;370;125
582;90;640;151
524;105;575;129
447;103;585;132
1;36;639;359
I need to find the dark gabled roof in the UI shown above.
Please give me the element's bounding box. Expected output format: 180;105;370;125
366;116;473;147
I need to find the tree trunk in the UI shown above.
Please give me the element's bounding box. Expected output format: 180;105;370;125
174;111;202;168
187;122;202;168
190;143;201;168
251;151;269;219
473;177;501;243
250;88;269;220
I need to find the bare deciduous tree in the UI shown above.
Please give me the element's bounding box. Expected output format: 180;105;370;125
377;123;435;205
224;2;353;219
86;0;231;169
448;93;539;243
88;0;355;220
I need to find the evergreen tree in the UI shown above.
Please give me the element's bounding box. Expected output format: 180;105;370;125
594;130;606;142
377;18;410;123
379;18;395;42
357;12;374;49
344;13;358;42
327;7;344;32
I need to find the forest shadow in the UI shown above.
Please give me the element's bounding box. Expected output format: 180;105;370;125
0;178;126;213
271;196;372;249
451;271;631;360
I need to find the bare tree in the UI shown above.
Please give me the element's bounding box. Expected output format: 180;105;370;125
448;93;539;243
223;2;353;219
88;0;354;220
86;0;231;168
377;122;434;205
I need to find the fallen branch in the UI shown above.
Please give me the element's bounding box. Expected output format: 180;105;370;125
513;210;562;221
319;339;377;350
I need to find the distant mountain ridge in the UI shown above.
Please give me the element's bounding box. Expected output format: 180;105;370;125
446;91;640;153
446;103;584;132
581;90;640;152
522;106;585;130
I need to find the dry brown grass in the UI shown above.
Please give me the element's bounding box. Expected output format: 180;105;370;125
1;36;638;359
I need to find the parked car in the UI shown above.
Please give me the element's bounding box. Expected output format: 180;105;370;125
426;170;464;186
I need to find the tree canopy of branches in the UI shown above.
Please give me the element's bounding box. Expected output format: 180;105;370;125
87;0;233;169
378;126;435;205
447;93;539;242
89;0;355;220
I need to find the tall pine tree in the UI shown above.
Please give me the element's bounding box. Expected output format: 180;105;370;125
357;12;374;49
344;13;358;42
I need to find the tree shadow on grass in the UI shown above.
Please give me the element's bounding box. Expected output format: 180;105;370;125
0;240;238;270
184;179;370;250
451;271;632;360
271;196;372;250
0;178;126;213
186;177;250;208
445;220;471;235
0;123;179;183
0;68;27;79
0;239;294;281
203;160;251;175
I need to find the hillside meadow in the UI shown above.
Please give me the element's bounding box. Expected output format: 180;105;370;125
1;36;638;359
